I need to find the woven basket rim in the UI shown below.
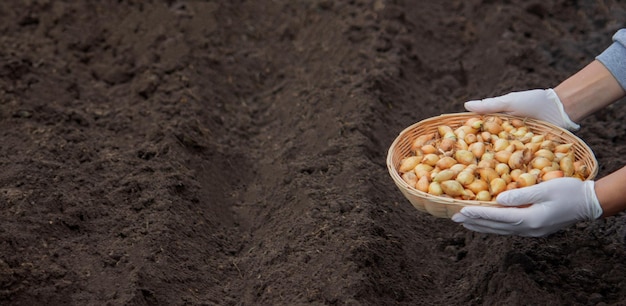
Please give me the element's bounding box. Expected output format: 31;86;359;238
386;112;599;208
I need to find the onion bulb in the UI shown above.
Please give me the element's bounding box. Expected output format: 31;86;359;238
441;180;464;197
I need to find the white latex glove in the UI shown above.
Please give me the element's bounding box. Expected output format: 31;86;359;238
451;178;603;237
464;89;580;131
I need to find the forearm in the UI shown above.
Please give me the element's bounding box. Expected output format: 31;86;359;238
595;166;626;217
554;60;626;122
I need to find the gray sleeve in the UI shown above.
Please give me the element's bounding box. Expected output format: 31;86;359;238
596;29;626;90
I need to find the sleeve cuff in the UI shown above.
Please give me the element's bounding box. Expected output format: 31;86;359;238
596;30;626;91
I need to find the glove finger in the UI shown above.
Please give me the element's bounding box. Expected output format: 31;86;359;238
496;184;549;207
455;206;525;226
464;97;511;114
465;222;558;237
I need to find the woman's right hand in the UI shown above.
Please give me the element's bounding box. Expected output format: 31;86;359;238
464;88;580;131
452;178;603;237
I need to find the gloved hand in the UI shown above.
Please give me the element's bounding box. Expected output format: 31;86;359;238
451;178;603;237
464;89;580;131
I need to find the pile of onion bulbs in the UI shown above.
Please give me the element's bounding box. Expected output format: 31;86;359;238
398;115;590;201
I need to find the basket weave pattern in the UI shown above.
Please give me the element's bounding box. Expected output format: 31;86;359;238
386;112;598;218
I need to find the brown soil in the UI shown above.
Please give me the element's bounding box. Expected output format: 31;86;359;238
2;1;626;305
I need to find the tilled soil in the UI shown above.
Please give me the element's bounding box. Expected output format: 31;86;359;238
2;1;626;305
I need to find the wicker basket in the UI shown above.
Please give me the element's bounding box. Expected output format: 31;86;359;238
386;112;598;218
